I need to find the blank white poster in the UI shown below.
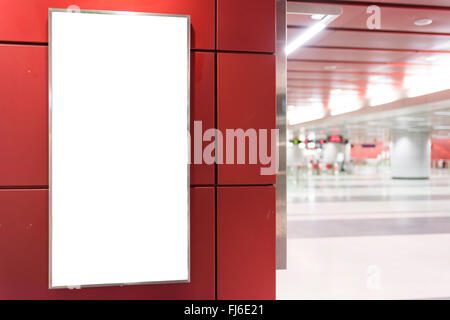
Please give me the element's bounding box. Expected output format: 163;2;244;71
49;10;190;288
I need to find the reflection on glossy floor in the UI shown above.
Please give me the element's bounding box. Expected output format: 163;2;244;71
276;169;450;300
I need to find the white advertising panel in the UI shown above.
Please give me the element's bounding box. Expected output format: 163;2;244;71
49;9;190;288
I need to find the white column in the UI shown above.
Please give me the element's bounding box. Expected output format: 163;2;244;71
391;130;431;179
287;145;305;167
322;142;344;165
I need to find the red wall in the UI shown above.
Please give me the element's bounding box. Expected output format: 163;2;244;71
0;0;276;299
432;139;450;160
350;140;450;161
351;143;384;160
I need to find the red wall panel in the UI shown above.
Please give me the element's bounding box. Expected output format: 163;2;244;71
0;0;214;50
217;186;276;300
190;52;215;185
217;53;276;185
0;45;48;187
432;139;450;160
351;143;384;160
217;0;276;53
0;187;214;299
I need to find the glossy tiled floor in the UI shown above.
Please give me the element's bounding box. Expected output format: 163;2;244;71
276;169;450;300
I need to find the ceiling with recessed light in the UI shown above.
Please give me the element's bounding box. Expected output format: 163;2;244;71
286;0;450;142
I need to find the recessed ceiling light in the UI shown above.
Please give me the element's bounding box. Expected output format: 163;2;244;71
414;18;433;26
324;65;337;70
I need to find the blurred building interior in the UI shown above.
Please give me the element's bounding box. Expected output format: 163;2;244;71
277;0;450;299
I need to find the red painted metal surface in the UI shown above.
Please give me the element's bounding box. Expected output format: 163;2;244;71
217;0;276;52
0;187;215;299
190;52;215;185
217;186;276;300
0;45;48;187
0;0;214;50
217;53;276;185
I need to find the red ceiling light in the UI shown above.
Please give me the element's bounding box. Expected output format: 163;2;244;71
328;135;343;143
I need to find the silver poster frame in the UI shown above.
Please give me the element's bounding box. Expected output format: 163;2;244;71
276;0;287;270
48;8;191;289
